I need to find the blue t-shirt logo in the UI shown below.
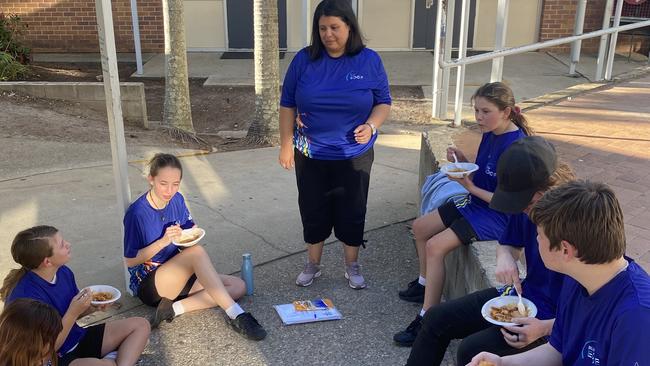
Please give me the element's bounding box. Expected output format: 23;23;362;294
345;71;364;81
581;341;601;365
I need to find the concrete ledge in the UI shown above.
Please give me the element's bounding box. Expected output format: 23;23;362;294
0;81;148;128
419;132;498;300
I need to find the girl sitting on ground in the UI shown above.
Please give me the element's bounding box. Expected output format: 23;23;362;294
122;153;266;340
0;298;62;366
394;82;533;346
1;225;150;366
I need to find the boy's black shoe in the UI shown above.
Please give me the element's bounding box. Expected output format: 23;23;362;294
393;314;423;347
151;297;175;328
228;312;267;341
398;279;425;303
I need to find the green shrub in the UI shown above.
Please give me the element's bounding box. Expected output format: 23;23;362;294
0;51;28;80
0;13;31;64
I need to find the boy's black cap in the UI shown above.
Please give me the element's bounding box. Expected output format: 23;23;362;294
490;136;558;214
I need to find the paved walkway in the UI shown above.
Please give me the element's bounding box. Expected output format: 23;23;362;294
454;76;650;271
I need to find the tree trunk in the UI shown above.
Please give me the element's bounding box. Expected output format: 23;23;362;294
246;0;280;145
163;0;194;133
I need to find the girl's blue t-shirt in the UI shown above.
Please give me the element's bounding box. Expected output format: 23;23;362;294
549;260;650;365
7;266;85;356
123;192;195;294
498;213;564;320
457;129;526;240
280;47;392;160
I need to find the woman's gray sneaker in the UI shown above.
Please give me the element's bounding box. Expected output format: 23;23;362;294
296;262;321;287
344;261;367;289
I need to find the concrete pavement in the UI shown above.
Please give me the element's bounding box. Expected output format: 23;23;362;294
1;52;649;364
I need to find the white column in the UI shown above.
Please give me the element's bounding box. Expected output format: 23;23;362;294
453;0;471;127
129;0;143;75
569;0;587;76
95;0;133;294
490;0;509;82
431;0;446;119
596;0;615;80
605;0;624;80
440;0;455;119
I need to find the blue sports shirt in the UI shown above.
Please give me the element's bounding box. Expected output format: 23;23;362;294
7;266;86;355
457;129;525;240
280;47;391;160
498;213;564;320
549;260;650;365
123;192;195;294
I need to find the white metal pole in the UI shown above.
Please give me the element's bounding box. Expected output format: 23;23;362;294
431;0;445;119
595;0;615;81
440;0;455;119
129;0;143;75
440;19;650;68
490;0;509;82
453;0;470;127
569;0;587;76
95;0;133;295
605;0;624;80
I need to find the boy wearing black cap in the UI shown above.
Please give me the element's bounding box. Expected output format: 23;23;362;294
469;180;650;366
406;136;575;366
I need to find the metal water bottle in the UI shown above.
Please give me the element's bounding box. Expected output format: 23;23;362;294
241;253;254;296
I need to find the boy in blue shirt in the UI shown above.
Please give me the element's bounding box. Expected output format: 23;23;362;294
469;180;650;366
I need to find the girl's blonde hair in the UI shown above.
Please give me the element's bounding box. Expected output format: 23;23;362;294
0;226;57;301
0;298;62;366
472;82;534;136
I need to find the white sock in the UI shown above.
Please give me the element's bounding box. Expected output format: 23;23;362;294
225;303;245;320
419;308;426;317
172;301;185;316
418;275;426;286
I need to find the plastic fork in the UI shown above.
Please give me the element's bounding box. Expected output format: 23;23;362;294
452;151;459;164
517;289;526;315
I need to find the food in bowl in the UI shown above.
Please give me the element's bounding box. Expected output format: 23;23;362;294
448;168;467;173
489;303;528;322
478;362;496;366
178;229;201;244
92;291;114;302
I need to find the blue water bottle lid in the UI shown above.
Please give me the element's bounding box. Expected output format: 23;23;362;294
243;253;252;259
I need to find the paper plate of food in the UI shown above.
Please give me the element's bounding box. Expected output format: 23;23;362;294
173;227;205;247
440;162;479;178
85;285;121;306
481;295;537;327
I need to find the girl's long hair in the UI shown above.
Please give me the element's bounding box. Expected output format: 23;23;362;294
472;82;534;136
0;298;62;366
0;226;57;301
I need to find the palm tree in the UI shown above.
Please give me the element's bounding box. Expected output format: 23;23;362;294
246;0;280;145
162;0;194;134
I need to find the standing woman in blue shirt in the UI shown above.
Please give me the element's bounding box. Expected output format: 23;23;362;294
279;0;391;289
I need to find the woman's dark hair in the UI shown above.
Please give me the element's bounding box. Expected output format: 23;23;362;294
0;298;62;366
308;0;365;60
471;82;534;136
148;153;183;179
0;226;58;301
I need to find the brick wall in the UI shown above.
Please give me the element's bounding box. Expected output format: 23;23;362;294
2;0;164;53
539;0;607;53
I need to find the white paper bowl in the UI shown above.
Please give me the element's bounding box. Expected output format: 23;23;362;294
86;285;121;306
481;295;538;327
440;162;479;178
173;228;205;247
